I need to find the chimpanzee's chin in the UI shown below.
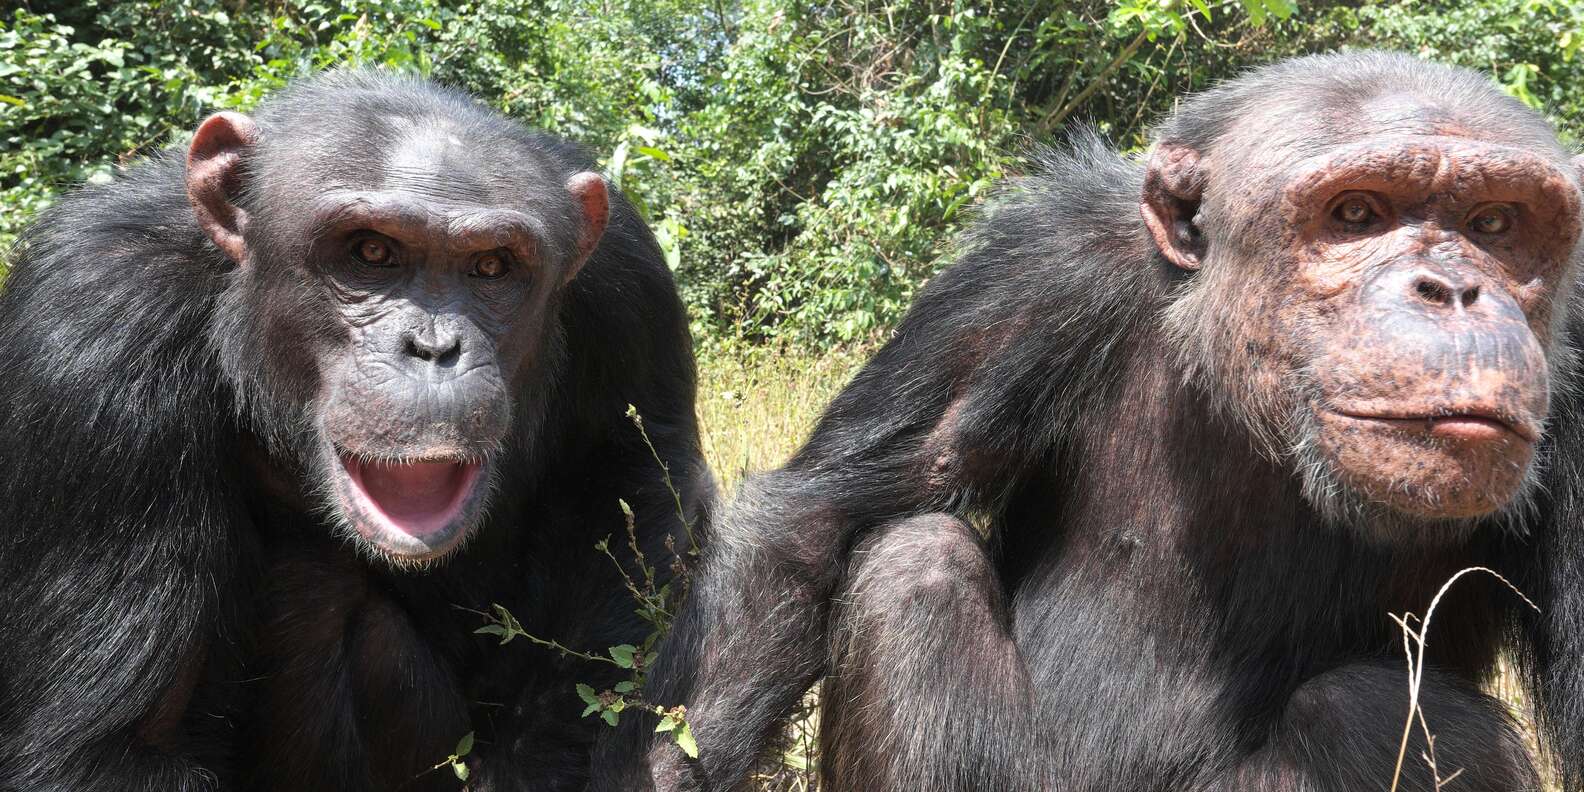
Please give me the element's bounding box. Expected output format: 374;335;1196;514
323;447;492;562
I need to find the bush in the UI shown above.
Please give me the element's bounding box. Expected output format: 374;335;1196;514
4;0;1583;345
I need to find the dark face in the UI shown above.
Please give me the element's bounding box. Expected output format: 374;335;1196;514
186;111;609;562
1145;112;1584;533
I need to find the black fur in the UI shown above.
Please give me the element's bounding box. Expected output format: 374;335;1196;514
0;72;710;791
593;52;1584;791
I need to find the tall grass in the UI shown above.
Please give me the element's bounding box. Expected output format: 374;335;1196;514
696;344;869;491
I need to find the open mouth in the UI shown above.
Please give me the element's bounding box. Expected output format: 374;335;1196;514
1332;411;1536;443
335;453;485;558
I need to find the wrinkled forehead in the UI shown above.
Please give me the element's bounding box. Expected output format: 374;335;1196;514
1276;135;1583;242
1285;135;1580;200
377;115;491;200
1355;93;1507;142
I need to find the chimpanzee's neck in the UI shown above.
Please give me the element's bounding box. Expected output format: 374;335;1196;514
1079;334;1314;549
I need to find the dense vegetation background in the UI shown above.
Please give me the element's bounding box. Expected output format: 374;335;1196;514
6;0;1584;348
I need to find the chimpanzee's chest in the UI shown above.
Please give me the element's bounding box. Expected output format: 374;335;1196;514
228;539;487;790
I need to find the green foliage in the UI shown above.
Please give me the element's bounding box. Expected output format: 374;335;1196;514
5;0;1584;344
426;731;474;782
472;405;701;759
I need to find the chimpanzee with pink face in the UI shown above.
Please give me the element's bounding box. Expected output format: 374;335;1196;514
0;72;710;791
592;52;1584;792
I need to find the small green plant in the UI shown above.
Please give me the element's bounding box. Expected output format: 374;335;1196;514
426;731;475;783
470;403;701;759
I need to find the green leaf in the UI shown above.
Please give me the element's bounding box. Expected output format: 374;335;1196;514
674;722;699;758
1238;0;1268;25
455;731;475;757
577;683;599;705
601;708;620;727
0;94;25;107
452;761;470;781
614;680;637;694
609;644;637;668
635;145;671;162
1264;0;1297;19
627;123;662;142
608;140;630;189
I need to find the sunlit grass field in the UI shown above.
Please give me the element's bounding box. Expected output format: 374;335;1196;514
690;343;1553;791
695;344;870;492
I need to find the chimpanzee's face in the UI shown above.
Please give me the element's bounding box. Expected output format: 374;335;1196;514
305;188;556;561
186;110;608;563
1279;135;1580;521
1145;104;1584;537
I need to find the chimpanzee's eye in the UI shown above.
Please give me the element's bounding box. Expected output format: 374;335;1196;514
351;236;394;267
1468;204;1514;235
1331;194;1377;226
472;251;511;279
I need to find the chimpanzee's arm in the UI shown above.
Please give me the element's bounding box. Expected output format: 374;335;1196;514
587;142;1155;790
594;292;1131;790
1516;295;1584;792
0;170;246;791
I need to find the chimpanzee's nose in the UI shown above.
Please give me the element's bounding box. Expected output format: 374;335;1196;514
1409;269;1482;311
403;328;461;367
1367;262;1526;330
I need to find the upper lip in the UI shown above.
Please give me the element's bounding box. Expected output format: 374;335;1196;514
331;441;484;466
345;455;473;465
1331;407;1539;442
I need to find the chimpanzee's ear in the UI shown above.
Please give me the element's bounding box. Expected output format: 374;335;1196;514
186;111;258;265
1141;143;1207;272
563;171;609;284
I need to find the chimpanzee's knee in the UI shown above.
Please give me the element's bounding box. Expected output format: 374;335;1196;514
841;513;1000;617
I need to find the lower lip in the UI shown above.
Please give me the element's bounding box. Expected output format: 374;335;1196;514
1341;414;1524;443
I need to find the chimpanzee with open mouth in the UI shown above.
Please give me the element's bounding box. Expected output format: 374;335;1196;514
0;71;710;792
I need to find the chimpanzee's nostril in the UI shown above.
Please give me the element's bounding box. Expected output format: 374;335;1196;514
1414;277;1453;307
1407;271;1484;311
403;331;462;367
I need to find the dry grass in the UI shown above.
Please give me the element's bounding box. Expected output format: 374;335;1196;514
696;344;870;492
691;345;1552;790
